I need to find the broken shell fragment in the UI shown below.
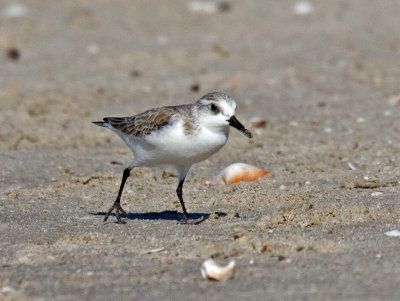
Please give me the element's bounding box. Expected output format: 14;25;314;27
201;258;235;281
250;119;267;128
211;163;274;185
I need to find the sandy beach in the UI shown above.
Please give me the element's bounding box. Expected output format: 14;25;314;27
1;1;400;300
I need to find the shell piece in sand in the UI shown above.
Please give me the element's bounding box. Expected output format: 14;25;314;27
201;258;235;281
211;163;274;185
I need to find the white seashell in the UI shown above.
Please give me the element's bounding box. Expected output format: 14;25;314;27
86;43;100;55
201;258;235;281
211;163;274;185
140;247;165;255
1;286;15;295
2;3;28;18
187;1;218;14
385;230;400;237
293;1;314;15
347;162;356;170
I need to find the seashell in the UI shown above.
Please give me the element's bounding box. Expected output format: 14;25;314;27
293;1;314;15
201;258;235;281
211;163;274;185
385;230;400;237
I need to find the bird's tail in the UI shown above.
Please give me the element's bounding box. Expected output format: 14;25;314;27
92;118;110;128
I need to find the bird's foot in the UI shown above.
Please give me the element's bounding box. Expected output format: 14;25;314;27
104;201;127;224
179;215;209;225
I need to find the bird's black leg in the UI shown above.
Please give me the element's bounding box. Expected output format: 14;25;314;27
176;178;190;223
104;167;131;224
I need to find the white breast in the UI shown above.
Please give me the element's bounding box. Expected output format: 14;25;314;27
125;120;229;167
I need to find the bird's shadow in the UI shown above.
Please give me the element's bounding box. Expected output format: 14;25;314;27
90;210;226;222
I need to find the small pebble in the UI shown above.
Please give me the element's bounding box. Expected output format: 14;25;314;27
218;2;231;12
6;48;20;61
130;70;142;77
272;255;286;261
190;83;200;92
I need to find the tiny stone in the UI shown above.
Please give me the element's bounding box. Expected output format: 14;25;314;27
130;70;142;77
6;48;20;61
190;83;200;92
218;2;231;12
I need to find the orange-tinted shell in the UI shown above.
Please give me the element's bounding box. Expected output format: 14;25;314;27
224;168;273;184
212;163;274;185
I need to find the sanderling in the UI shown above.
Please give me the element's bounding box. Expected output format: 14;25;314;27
93;92;252;224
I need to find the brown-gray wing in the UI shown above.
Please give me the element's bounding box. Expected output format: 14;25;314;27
104;106;179;137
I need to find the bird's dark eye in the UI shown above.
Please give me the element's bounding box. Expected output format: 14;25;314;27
210;104;218;112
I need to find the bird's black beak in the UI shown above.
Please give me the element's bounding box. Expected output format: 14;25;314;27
228;115;253;138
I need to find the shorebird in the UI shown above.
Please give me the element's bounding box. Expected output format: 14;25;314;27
93;92;252;224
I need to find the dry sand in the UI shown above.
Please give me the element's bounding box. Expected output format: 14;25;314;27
1;1;400;300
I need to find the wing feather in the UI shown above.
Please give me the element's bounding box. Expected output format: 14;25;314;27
104;106;179;137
